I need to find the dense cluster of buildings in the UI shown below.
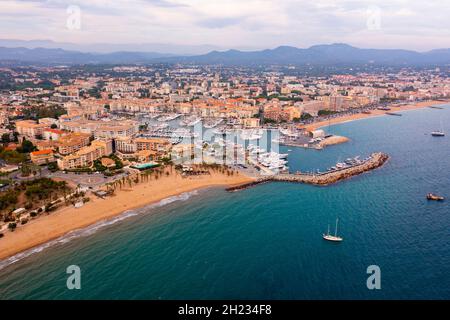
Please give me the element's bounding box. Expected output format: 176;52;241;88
0;64;449;172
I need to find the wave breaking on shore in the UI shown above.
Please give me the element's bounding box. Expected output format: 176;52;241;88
0;190;199;271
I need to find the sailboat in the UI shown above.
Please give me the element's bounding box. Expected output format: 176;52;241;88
431;120;445;136
323;218;343;242
431;131;445;137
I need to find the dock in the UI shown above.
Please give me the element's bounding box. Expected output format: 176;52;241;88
386;112;402;116
227;152;389;191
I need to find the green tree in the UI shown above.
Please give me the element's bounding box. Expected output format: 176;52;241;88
17;139;36;153
1;133;10;144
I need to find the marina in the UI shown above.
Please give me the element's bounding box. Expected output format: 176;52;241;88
157;114;182;122
179;116;201;127
204;118;224;129
227;152;390;191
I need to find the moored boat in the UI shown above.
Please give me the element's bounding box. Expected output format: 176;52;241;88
323;218;343;242
426;193;444;201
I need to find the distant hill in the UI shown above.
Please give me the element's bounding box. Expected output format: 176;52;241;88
0;47;172;65
0;43;449;66
0;39;222;55
166;44;450;66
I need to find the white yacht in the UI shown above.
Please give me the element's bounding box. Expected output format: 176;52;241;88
431;131;445;137
323;218;343;242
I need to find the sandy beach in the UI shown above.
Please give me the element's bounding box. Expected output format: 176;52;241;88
301;100;449;131
0;169;254;260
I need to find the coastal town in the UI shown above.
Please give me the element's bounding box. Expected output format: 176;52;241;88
0;64;449;258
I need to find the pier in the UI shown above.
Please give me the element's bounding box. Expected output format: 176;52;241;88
227;152;389;191
386;112;402;116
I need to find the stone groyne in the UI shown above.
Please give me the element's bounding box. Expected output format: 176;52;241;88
227;152;389;191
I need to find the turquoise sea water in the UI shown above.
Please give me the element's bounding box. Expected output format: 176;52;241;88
1;105;450;299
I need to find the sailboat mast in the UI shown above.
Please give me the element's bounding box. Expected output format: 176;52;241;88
335;218;339;236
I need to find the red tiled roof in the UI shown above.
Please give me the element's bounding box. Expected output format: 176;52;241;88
31;149;54;156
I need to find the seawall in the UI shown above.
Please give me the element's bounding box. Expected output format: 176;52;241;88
227;152;389;191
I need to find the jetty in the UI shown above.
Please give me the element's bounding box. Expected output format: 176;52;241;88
227;152;389;191
386;112;402;116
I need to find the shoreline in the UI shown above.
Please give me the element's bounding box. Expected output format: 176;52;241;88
301;99;449;131
0;170;254;261
1;100;448;263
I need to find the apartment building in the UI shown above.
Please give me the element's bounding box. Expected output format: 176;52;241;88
43;128;65;141
135;137;171;153
93;121;139;139
15;120;48;139
115;137;137;153
109;99;161;113
60;120;139;139
30;149;55;165
57;139;113;170
297;101;326;116
242;118;261;128
58;132;92;155
115;137;171;161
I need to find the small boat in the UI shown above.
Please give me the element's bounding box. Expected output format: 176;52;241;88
431;121;445;136
386;112;402;116
426;193;444;201
323;218;343;242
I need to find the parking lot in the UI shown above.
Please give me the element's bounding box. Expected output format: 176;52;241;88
48;171;128;189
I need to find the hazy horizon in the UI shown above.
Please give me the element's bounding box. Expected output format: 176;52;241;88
0;38;449;56
1;0;449;53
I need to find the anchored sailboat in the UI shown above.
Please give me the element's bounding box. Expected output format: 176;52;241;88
323;218;343;242
431;120;445;136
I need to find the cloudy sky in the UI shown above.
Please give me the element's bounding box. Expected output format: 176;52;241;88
1;0;449;52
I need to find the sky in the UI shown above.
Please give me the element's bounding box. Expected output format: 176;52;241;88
1;0;449;52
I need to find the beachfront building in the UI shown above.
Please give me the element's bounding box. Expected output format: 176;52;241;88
115;137;171;161
297;100;326;116
30;149;55;165
57;139;113;170
135;137;171;153
115;137;137;154
58;132;92;155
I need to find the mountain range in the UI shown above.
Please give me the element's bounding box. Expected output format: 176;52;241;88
0;43;449;66
0;39;223;55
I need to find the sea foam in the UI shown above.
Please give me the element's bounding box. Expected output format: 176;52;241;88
0;190;199;270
